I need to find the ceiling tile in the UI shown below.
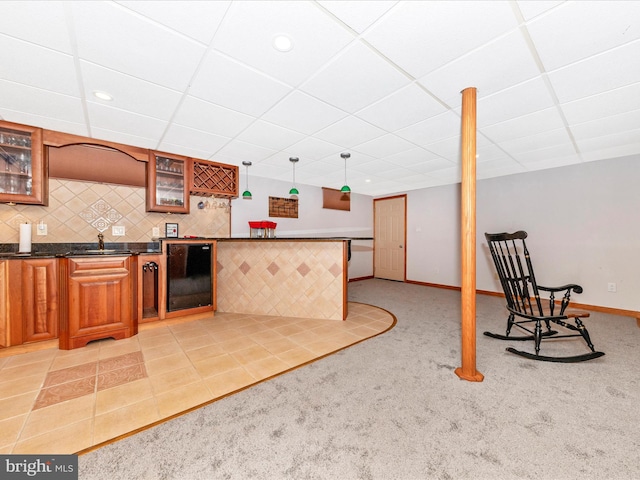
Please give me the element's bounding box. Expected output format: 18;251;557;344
160;124;231;155
352;134;416;158
212;1;354;86
570;109;640;141
317;1;398;34
81;61;182;120
214;139;278;164
189;51;292;117
363;1;517;78
547;40;640;103
0;1;71;53
87;103;168;141
480;107;566;143
475;77;556;126
236;120;306;151
515;1;563;21
314;115;385;148
396;111;461;147
285;137;344;161
499;127;573;156
0;36;79;96
560;83;640;125
172;96;255;138
116;0;230;45
261;91;348;135
0;80;84;123
527;1;640;71
356;83;446;132
418;30;541;105
300;41;410;113
70;1;206;91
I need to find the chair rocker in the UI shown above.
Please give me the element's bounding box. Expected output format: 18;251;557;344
484;231;604;363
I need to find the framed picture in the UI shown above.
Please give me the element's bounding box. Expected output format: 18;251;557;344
165;223;178;238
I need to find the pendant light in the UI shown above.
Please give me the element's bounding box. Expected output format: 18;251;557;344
289;157;299;199
340;152;351;193
242;161;252;199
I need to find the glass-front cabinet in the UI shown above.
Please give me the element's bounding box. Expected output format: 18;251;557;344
0;120;46;205
146;151;190;213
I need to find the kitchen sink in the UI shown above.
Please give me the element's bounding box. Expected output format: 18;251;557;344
68;249;134;256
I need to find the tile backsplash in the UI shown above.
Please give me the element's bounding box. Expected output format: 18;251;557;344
0;179;230;244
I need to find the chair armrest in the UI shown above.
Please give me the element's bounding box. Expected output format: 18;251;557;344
537;284;583;315
538;284;583;294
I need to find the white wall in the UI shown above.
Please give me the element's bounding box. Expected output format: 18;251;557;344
405;155;639;312
230;175;374;278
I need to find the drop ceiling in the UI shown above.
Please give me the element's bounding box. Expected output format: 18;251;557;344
1;1;638;196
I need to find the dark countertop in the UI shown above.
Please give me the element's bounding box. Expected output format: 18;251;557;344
0;242;161;259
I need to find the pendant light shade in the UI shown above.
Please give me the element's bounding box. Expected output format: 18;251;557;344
289;157;299;199
340;152;351;193
242;161;252;199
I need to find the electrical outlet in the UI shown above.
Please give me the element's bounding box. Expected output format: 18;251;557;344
152;227;160;238
112;225;125;236
607;282;617;293
36;223;47;236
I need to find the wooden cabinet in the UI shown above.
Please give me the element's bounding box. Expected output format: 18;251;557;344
138;254;162;324
0;260;8;347
3;258;58;346
191;159;238;198
146;151;190;213
0;120;47;205
60;255;138;350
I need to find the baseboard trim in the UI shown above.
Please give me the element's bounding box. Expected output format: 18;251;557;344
404;279;640;322
349;275;374;282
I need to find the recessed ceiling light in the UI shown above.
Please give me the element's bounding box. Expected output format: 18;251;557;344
93;91;113;101
272;34;293;52
365;179;371;183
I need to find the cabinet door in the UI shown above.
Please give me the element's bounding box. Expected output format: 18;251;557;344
146;151;190;213
0;260;7;347
62;256;136;350
6;258;58;345
0;120;47;205
21;259;59;343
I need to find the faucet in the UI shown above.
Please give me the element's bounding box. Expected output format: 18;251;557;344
98;233;104;250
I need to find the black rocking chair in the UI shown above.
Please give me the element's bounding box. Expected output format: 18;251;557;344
484;231;604;363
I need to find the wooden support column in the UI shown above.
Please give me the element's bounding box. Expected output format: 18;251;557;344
455;87;484;382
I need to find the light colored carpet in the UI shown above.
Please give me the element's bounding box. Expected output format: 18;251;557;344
79;279;640;480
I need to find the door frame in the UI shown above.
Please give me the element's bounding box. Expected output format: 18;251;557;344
373;194;407;282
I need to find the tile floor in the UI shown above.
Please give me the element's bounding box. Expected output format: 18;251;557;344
0;302;395;455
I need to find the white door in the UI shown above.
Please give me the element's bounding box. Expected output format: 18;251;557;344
374;195;406;281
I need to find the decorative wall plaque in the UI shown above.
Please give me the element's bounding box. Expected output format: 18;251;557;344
269;196;298;218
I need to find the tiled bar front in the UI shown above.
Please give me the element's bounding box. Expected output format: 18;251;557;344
216;240;347;321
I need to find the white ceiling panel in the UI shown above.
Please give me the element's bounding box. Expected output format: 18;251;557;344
189;51;292;117
363;1;517;78
0;1;638;197
547;40;640;103
526;1;640;71
0;1;71;53
314;116;385;148
560;83;640;125
418;30;541;105
352;134;416;158
317;1;398;34
0;37;79;96
81;62;183;121
515;1;563;21
212;1;354;86
261;91;348;135
236;120;306;151
0;80;84;123
355;83;447;132
70;2;207;92
172;96;255;139
87;103;168;141
300;41;410;113
116;0;230;45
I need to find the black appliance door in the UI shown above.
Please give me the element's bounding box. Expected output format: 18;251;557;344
166;243;212;312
